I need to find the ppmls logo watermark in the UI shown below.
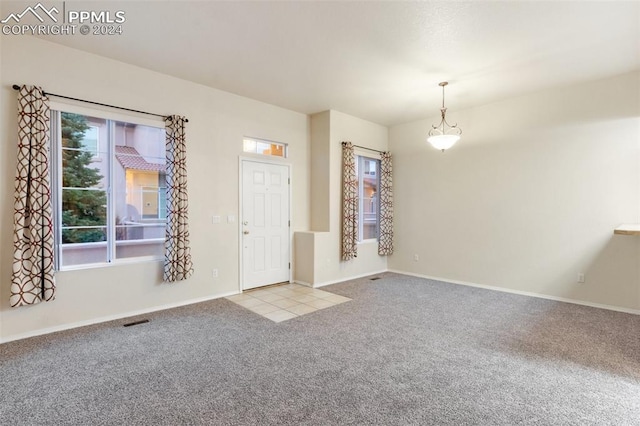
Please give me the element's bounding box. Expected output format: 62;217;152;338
1;2;126;36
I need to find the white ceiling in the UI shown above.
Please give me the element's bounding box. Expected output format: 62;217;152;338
13;1;640;125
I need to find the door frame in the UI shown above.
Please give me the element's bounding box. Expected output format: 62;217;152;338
238;156;293;292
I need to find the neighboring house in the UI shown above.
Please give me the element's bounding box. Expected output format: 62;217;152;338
114;145;166;226
81;118;166;234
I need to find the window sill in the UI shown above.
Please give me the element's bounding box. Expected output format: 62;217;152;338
58;256;163;272
58;239;165;271
358;239;378;245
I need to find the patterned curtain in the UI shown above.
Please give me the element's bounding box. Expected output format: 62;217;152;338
341;141;358;260
378;152;394;255
164;116;193;282
11;86;56;307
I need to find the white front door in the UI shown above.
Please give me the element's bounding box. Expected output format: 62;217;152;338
241;160;290;290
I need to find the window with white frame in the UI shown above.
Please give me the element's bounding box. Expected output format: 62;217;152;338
243;137;287;158
356;155;380;241
51;110;167;269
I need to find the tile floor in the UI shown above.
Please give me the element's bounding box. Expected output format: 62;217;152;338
226;283;351;322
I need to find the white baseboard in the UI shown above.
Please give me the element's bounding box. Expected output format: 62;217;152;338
389;269;640;316
302;269;389;289
0;290;238;344
5;269;636;344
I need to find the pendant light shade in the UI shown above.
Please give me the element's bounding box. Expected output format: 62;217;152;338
428;82;461;152
427;133;460;151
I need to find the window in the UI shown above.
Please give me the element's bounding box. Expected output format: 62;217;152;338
52;110;166;269
357;155;380;241
243;137;287;158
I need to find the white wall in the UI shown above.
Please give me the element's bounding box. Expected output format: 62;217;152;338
295;110;388;286
389;72;640;311
0;35;310;342
310;111;330;232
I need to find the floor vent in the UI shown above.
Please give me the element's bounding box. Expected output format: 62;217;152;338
123;319;149;327
370;277;381;281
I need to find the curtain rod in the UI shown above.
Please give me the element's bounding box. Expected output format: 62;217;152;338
341;141;386;154
12;85;188;122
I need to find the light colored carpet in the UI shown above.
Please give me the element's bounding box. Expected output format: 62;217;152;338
1;273;639;425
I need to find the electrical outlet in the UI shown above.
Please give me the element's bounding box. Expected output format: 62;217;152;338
212;269;218;278
578;273;585;283
413;254;419;262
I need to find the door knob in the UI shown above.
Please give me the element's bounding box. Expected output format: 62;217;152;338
243;230;250;235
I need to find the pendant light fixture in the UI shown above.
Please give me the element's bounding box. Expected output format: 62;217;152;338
427;81;461;152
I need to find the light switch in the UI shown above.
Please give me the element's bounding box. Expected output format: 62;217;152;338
227;215;235;223
212;215;221;224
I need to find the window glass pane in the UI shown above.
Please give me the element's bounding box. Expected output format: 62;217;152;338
358;156;380;241
256;141;270;155
158;181;167;220
114;121;166;260
60;187;108;267
61;188;107;232
61;114;108;190
243;138;257;153
59;112;109;267
268;143;284;157
81;126;99;156
59;229;108;268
